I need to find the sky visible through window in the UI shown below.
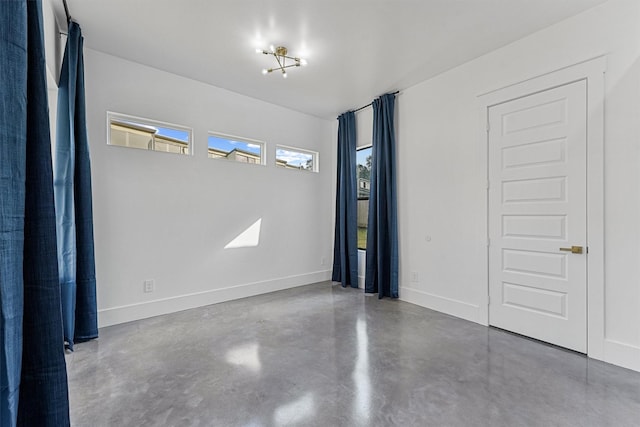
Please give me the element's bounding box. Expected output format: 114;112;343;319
144;125;314;167
276;148;312;168
155;126;189;142
356;146;371;165
208;135;261;154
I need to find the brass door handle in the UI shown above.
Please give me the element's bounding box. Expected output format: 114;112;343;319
560;246;583;254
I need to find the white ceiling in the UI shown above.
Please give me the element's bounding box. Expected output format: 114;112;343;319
58;0;608;119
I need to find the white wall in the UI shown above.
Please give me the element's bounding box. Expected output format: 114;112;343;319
42;0;62;85
397;0;640;371
42;0;62;141
82;49;334;326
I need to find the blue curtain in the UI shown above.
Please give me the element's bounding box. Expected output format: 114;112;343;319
365;93;399;298
331;112;358;288
0;3;28;422
54;21;98;350
1;1;71;426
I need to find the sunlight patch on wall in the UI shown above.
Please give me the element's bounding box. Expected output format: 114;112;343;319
224;218;262;249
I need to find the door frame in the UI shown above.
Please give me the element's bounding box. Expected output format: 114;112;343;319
478;56;606;360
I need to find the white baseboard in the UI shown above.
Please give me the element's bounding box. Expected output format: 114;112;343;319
603;339;640;372
400;285;484;325
98;270;332;328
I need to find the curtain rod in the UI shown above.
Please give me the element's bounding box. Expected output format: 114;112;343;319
62;0;71;22
353;90;400;113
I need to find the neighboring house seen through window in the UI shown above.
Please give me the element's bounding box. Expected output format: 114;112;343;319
107;112;192;155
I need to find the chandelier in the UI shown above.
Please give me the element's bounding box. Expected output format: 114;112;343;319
256;45;307;78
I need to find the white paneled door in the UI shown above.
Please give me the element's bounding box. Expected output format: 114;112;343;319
488;80;587;352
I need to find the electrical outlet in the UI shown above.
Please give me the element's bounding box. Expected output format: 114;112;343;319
410;272;419;283
321;257;327;266
143;279;155;293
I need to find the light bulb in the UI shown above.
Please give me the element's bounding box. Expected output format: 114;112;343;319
262;69;268;75
270;45;275;52
300;59;307;66
282;72;287;78
255;48;263;54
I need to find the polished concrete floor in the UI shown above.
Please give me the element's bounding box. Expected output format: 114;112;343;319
66;282;640;426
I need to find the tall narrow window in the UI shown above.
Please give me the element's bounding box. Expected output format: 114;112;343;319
107;112;192;155
356;145;372;250
208;133;265;165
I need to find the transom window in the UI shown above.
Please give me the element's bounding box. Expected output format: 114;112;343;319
208;133;265;165
107;112;192;155
275;145;318;172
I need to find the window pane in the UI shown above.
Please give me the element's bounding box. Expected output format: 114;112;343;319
357;146;372;250
357;147;372;198
108;113;191;155
275;146;317;172
208;134;264;165
357;199;369;250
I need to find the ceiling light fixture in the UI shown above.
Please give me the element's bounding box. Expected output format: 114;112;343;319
256;45;307;78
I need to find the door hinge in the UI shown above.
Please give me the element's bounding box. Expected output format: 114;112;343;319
488;295;491;305
487;237;491;247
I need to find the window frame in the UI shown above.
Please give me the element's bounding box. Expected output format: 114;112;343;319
356;144;372;250
207;131;266;166
106;111;193;156
275;144;319;173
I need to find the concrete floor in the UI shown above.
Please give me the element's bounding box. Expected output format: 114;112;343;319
66;282;640;426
